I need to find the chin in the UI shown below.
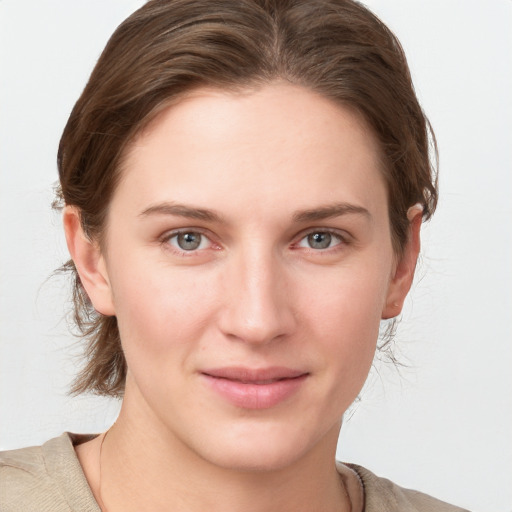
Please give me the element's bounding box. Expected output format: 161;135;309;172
201;441;306;473
190;418;335;473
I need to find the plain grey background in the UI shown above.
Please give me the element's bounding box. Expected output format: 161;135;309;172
1;2;511;511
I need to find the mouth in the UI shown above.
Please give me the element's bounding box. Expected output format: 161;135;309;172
200;367;309;409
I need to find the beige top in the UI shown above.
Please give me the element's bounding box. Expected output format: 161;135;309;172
1;433;469;511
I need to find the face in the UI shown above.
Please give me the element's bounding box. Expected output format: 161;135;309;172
71;83;415;472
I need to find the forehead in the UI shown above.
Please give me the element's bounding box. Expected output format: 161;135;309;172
115;83;386;219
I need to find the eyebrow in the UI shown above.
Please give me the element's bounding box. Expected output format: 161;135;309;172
292;203;371;223
139;202;223;222
138;201;371;224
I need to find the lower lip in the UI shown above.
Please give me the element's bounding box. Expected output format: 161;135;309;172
201;374;308;410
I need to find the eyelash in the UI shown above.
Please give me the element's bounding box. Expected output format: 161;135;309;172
159;228;349;256
294;229;347;251
160;229;217;256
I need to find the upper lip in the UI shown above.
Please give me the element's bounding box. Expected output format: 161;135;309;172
201;366;308;383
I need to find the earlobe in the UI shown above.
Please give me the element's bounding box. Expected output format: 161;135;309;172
381;204;423;319
63;206;115;316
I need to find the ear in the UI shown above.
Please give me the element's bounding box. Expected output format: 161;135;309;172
381;204;423;319
63;206;115;316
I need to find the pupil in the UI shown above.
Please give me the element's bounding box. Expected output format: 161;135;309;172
178;232;201;250
308;232;331;249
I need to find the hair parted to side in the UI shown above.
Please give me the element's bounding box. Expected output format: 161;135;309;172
56;0;438;397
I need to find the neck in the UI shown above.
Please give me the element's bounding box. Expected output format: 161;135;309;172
96;390;352;512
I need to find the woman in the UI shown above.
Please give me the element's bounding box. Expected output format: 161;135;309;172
0;0;472;510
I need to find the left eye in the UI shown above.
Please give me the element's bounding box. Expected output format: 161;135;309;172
298;231;342;250
168;231;210;251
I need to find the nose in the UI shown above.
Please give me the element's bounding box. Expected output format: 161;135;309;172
218;246;297;345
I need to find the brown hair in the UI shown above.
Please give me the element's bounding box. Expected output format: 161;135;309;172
57;0;438;397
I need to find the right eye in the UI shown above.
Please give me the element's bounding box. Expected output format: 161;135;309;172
166;231;212;252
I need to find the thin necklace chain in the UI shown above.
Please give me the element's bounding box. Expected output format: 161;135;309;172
97;427;112;512
340;471;353;512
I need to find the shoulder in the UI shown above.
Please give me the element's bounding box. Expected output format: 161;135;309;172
0;433;100;512
342;463;470;512
0;440;58;511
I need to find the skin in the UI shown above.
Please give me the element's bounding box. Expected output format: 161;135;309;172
66;83;421;512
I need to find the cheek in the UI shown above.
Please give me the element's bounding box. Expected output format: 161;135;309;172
108;254;220;357
110;263;222;411
300;264;390;381
304;261;389;332
319;294;380;378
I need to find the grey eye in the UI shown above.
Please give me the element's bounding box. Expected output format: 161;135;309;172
298;231;343;251
307;232;333;249
175;232;203;250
